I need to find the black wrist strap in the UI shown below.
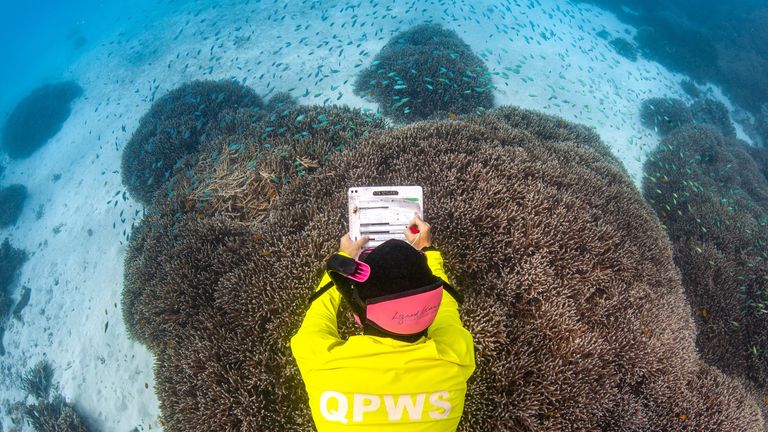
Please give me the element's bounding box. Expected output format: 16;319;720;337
308;280;335;304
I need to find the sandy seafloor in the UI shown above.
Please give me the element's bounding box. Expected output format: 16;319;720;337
0;0;755;430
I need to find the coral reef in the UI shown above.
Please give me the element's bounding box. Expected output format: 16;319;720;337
1;81;83;159
635;23;719;82
263;91;298;113
22;395;90;432
157;104;386;225
748;146;768;178
121;80;264;206
643;125;768;394
1;238;27;308
583;0;768;117
353;23;494;123
690;98;736;137
714;25;768;115
680;79;701;99
123;106;764;430
639;97;693;136
609;37;638;61
22;360;53;400
0;184;28;228
124;104;385;351
0;238;27;356
15;360;91;431
756;104;768;147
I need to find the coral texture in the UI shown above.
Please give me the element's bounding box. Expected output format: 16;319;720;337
354;23;494;123
643;125;768;395
635;23;719;82
22;394;90;432
14;361;91;431
263;91;298;113
125;104;385;350
157;104;386;226
0;238;28;356
584;1;768;115
1;81;83;159
123;106;764;431
1;238;27;308
21;360;54;401
121;80;263;206
640;97;694;136
609;37;638;61
0;184;27;228
755;104;768;147
690;98;736;137
680;79;701;99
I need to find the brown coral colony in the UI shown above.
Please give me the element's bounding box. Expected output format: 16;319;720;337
112;17;768;431
121;69;766;431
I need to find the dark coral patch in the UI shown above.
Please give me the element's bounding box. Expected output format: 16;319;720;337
644;125;768;393
354;23;494;123
121;80;264;206
609;37;638;61
640;97;694;136
690;99;735;137
0;184;27;228
0;238;27;356
1;81;83;159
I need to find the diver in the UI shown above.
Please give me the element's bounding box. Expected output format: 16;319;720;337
291;214;476;431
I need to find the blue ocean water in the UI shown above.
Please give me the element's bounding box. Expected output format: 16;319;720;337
0;0;185;118
0;0;766;430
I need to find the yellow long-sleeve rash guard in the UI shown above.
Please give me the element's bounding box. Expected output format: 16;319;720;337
291;249;475;431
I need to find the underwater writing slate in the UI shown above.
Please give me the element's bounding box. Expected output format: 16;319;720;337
348;186;424;248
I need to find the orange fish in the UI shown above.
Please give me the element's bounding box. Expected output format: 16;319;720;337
679;415;687;422
448;112;457;119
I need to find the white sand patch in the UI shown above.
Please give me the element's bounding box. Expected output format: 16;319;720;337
0;0;751;430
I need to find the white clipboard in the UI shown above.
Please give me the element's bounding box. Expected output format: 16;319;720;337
349;186;423;247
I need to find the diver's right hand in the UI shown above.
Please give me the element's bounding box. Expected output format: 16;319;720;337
404;213;432;250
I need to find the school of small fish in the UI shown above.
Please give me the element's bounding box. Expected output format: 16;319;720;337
2;1;735;427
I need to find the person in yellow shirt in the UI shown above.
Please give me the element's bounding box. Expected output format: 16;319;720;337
291;214;475;431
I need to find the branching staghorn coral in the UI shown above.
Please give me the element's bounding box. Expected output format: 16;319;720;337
22;394;90;432
640;97;694;136
156;104;386;226
354;23;494;123
14;359;92;431
21;360;54;401
121;80;264;206
690;98;736;137
122;106;765;431
643;125;768;400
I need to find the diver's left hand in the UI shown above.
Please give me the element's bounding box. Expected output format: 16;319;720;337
339;233;369;259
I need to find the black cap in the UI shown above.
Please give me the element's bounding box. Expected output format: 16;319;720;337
355;239;438;301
